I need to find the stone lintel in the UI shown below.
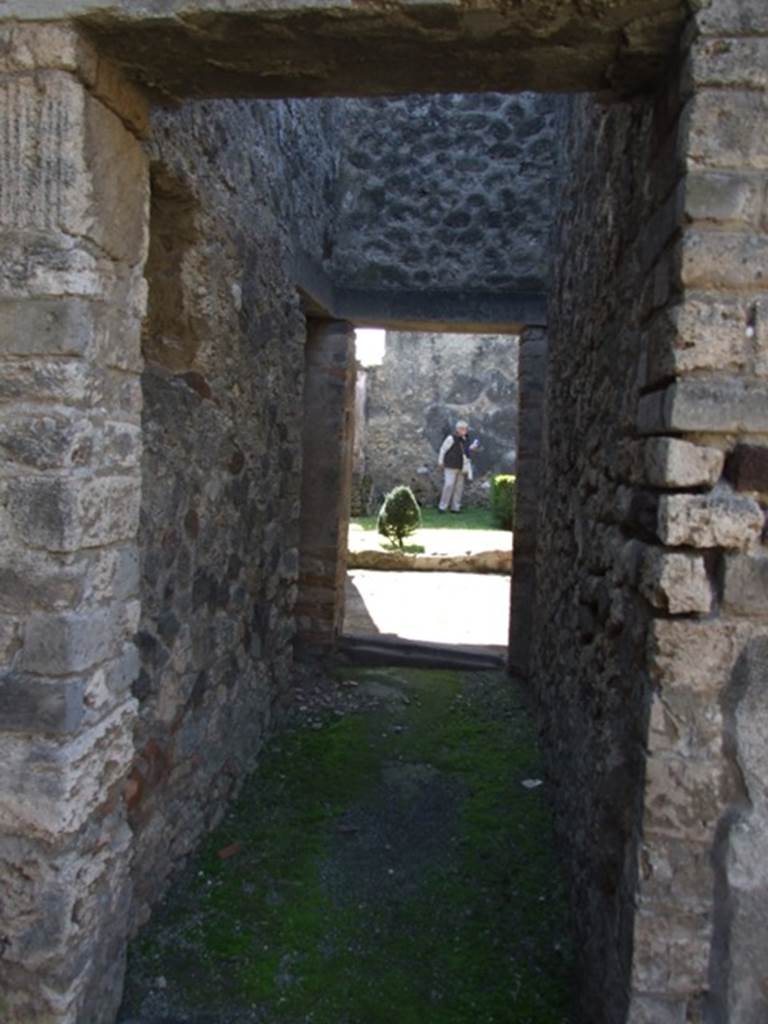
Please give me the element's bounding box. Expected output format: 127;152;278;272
0;2;691;100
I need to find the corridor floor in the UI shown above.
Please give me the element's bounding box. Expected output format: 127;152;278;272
119;667;576;1024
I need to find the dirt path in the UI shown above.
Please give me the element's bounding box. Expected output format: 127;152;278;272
119;666;576;1024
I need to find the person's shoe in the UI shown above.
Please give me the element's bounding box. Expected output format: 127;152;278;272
450;509;461;514
437;507;447;513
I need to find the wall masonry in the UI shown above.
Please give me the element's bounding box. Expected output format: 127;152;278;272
528;3;768;1022
131;97;344;925
0;25;149;1024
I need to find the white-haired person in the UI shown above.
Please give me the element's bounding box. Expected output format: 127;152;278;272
437;419;479;513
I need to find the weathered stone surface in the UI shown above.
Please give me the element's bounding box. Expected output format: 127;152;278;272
0;700;136;842
21;609;121;675
4;474;142;551
0;71;149;263
333;94;560;295
644;291;765;382
0;672;86;734
656;490;763;549
723;555;768;616
638;379;768;435
726;444;768;494
0;1;690;97
640;549;712;614
685;88;768;171
641;437;724;489
0;297;94;356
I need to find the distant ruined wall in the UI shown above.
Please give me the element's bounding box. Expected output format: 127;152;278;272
361;331;518;510
333;93;560;295
131;97;344;925
531;4;768;1021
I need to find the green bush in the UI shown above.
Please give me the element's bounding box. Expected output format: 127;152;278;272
491;474;516;531
377;485;422;550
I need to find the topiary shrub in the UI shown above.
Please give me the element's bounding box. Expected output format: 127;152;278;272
377;485;422;550
490;474;516;530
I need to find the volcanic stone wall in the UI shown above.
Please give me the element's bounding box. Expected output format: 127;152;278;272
332;93;560;295
530;5;768;1020
130;97;344;925
360;331;519;510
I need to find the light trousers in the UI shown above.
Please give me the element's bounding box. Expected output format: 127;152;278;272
439;468;465;511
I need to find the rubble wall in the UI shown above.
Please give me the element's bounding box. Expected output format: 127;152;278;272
130;97;344;924
332;93;561;296
531;4;768;1021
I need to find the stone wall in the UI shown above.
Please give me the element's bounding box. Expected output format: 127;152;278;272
0;25;150;1024
529;3;768;1021
361;331;518;511
332;93;560;297
130;97;343;925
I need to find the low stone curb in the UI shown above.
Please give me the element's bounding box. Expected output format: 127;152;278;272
347;548;512;574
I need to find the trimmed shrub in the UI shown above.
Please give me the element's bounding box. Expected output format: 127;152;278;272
491;474;516;530
377;485;422;549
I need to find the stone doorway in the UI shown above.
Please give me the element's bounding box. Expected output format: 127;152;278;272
2;5;767;1024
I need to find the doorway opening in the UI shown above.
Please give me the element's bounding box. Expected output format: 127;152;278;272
342;327;518;665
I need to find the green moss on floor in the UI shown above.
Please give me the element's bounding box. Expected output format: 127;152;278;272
121;669;576;1023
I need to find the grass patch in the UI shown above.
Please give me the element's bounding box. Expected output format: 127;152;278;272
121;668;575;1024
353;505;496;533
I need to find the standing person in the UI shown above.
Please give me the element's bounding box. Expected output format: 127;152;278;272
437;420;479;513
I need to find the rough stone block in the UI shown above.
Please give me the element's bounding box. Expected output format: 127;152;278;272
644;291;763;383
0;297;95;356
637;836;715;912
690;37;768;91
5;474;142;552
725;444;768;494
695;0;768;35
642;438;724;489
632;900;712;994
684;169;763;226
681;229;768;290
0;71;148;263
627;994;686;1024
0;231;111;300
0;672;85;734
648;618;750;694
685;89;768;170
639;379;768;435
21;609;117;675
722;554;768;616
648;688;722;761
657;490;763;549
643;754;724;844
0;699;136;841
640;549;712;614
0;412;96;471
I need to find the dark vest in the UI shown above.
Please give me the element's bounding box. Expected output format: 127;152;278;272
444;434;466;469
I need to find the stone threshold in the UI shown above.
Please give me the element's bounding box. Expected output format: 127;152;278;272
347;549;512;574
337;633;507;670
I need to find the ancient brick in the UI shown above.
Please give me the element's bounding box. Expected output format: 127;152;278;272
725;444;768;494
722;554;768;616
0;672;85;734
695;0;768;35
21;609;117;675
642;438;724;489
643;754;724;844
684;89;768;170
684;170;763;226
6;474;141;552
639;379;768;435
680;229;768;290
0;297;95;356
632;899;713;992
0;412;95;471
690;37;768;91
0;71;148;263
0;701;136;841
656;491;763;549
640;549;712;614
648;619;748;694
